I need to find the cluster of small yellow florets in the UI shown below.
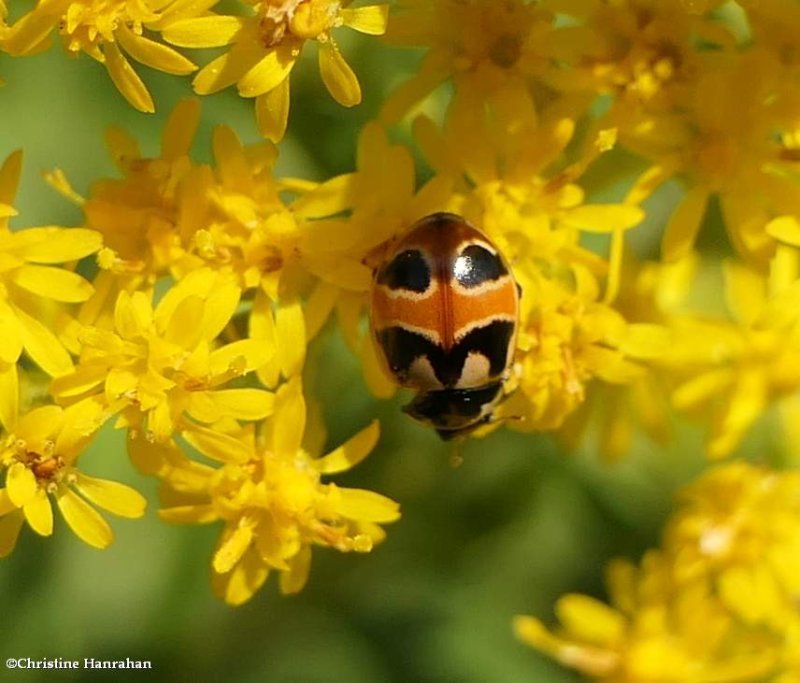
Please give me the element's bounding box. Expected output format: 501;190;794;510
516;462;800;681
1;0;388;138
3;1;800;658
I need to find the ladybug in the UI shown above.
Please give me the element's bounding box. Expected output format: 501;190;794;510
370;212;520;440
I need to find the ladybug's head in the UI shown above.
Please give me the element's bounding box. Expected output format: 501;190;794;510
403;382;504;440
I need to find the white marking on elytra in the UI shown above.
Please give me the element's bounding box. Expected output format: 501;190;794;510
408;356;443;390
455;352;492;388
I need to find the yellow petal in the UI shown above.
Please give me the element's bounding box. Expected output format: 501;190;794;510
250;292;281;385
0;150;22;210
164;294;205;348
200;279;241;341
8;227;101;263
161;98;201;161
0;299;22;364
562;204;644;233
341;5;389;35
182;426;252;464
624;164;672;205
73;473;146;518
662;186;710;261
0;363;18;431
0;511;24;558
212;546;269;606
335;488;400;523
255;77;290;142
209;339;274;376
159;504;218;524
162;15;247;48
7;463;37;507
276;297;306;378
304;281;339;341
1;6;56;55
279;544;311;595
116;23;197;75
237;42;298;98
0;489;15;516
723;261;765;326
193;45;259;95
272;377;306;456
13;304;73;376
292;174;358;219
766;215;800;247
105;125;140;170
54;397;106;463
619;324;671;360
361;334;397;399
314;420;379;474
555;594;625;646
214;524;253;574
23;489;53;537
56;488;113;549
103;42;155;114
15;404;63;439
209;389;275;420
114;290;152;340
11;264;93;302
318;41;361;107
50;363;108;399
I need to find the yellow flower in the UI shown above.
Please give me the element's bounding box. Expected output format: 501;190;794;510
162;1;389;140
60;98;204;286
544;0;731;108
51;268;275;442
5;0;199;112
382;0;556;125
145;377;399;605
0;152;102;427
0;403;146;556
663;255;800;458
515;462;800;682
52;101;391;389
622;48;800;264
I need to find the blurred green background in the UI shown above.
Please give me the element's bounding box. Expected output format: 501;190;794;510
0;27;731;683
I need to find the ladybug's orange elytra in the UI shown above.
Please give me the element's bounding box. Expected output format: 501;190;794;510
370;212;520;439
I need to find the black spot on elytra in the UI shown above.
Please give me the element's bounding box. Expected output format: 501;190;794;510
376;320;514;388
453;245;508;288
376;249;430;293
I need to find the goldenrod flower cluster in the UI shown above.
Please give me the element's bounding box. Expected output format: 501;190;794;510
516;463;800;682
3;0;800;655
2;0;388;138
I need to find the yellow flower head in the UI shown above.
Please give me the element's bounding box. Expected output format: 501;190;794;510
0;152;102;399
150;377;399;605
667;463;800;630
515;462;800;682
383;0;556;124
0;403;146;556
63;99;204;283
51;269;275;442
162;1;389;140
546;0;730;107
5;0;200;112
664;256;800;458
